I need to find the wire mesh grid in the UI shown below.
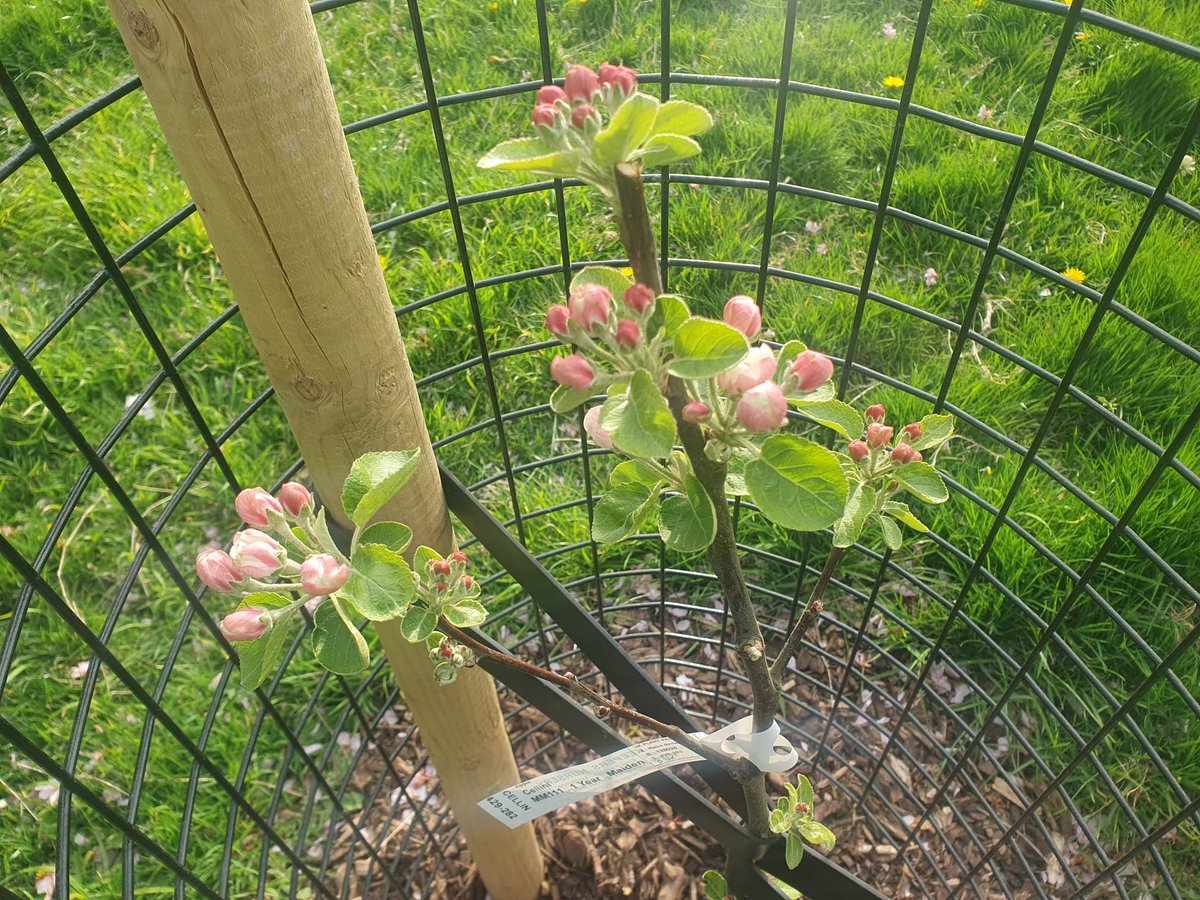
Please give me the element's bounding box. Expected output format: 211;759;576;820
2;0;1199;897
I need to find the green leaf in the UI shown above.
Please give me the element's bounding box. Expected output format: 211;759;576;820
785;832;805;869
636;133;702;167
910;413;954;452
599;370;676;459
799;821;836;854
879;515;903;550
702;870;727;900
668;317;749;379
310;507;342;557
592;482;657;543
893;460;950;503
724;447;755;497
234;592;293;690
400;605;437;643
593;93;659;166
311;598;369;675
795;774;815;808
342;544;415;621
443;598;488;628
550;383;594;414
769;808;791;835
792;398;865;441
356;521;413;555
881;500;929;532
414;545;443;572
569;265;633;298
426;630;446;652
477;137;580;176
745;434;848;532
646;294;690;339
774;339;808;376
651;99;714;138
832;483;875;548
658;473;717;553
609;459;666;490
342;450;422;527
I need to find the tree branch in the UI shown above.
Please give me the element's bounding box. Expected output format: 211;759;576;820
769;547;844;683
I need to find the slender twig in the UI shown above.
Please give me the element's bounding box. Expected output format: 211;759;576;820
769;546;845;683
437;619;758;782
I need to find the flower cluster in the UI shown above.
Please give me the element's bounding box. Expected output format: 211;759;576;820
531;63;638;134
846;404;926;470
547;280;658;393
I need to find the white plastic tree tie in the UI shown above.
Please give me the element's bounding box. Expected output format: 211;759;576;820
692;714;798;773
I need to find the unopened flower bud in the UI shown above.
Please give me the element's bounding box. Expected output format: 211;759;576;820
866;404;886;422
220;608;268;642
550;354;595;390
583;405;614;450
682;401;710;424
891;442;917;464
440;644;454;658
570;103;596;129
234;488;283;527
847;440;869;463
723;294;762;340
913;451;924;462
902;422;922;440
717;345;776;395
564;64;599;102
537;84;567;105
623;283;655;313
568;282;612;331
451;551;468;564
229;529;286;578
195;548;243;592
596;705;611;717
737;381;788;433
740;642;763;661
545;304;571;339
615;318;640;349
463;575;474;589
598;62;637;96
866;423;894;449
787;350;834;393
438;582;449;592
300;554;350;595
794;801;809;815
531;104;558;129
278;482;312;517
431;559;452;576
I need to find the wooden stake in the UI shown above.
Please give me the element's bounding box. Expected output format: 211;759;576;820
106;2;543;896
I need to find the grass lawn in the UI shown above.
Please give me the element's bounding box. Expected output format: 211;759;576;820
2;0;1199;896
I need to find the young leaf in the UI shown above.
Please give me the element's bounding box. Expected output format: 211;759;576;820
400;605;437;643
651;99;714;138
668;317;749;379
234;592;294;690
658;473;717;553
702;870;727;900
773;340;808;378
881;500;929;532
792;398;865;441
413;545;443;571
832;483;875;548
592;482;657;543
769;808;791;835
879;515;903;550
599;370;677;459
785;832;805;869
724;447;755;497
636;133;701;168
744;434;848;532
609;458;666;490
311;598;369;675
795;774;815;808
550;383;594;414
443;598;488;628
646;293;690;339
342;450;422;527
342;544;415;621
909;413;954;452
477;138;580;176
799;821;837;854
426;630;446;652
356;521;413;555
893;461;950;503
593;93;659;166
569;265;633;298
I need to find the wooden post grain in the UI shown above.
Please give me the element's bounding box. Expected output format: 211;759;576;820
106;1;543;895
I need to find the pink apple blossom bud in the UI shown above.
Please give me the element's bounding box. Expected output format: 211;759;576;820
564;65;600;102
598;62;638;95
847;440;869;463
550;354;595;390
234;487;284;527
722;294;762;339
923;267;939;287
891;442;918;464
913;451;924;462
787;350;834;392
432;559;452;576
436;582;448;592
624;283;655;313
717;345;776;395
300;554;349;596
440;644;454;658
532;104;558;129
279;482;311;517
583;405;614;450
220;608;269;642
545;304;571;339
195;548;244;592
866;404;886;422
537;84;567;105
615;318;640;349
737;381;788;433
463;575;475;589
568;283;612;331
682;401;711;424
570;103;596;129
229;529;286;578
866;423;894;449
451;551;468;564
902;422;923;440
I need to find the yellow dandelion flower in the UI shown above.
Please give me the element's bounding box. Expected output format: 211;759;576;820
620;266;634;279
1074;30;1089;41
882;76;905;89
488;1;498;9
578;0;588;5
378;254;389;272
1062;267;1086;283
